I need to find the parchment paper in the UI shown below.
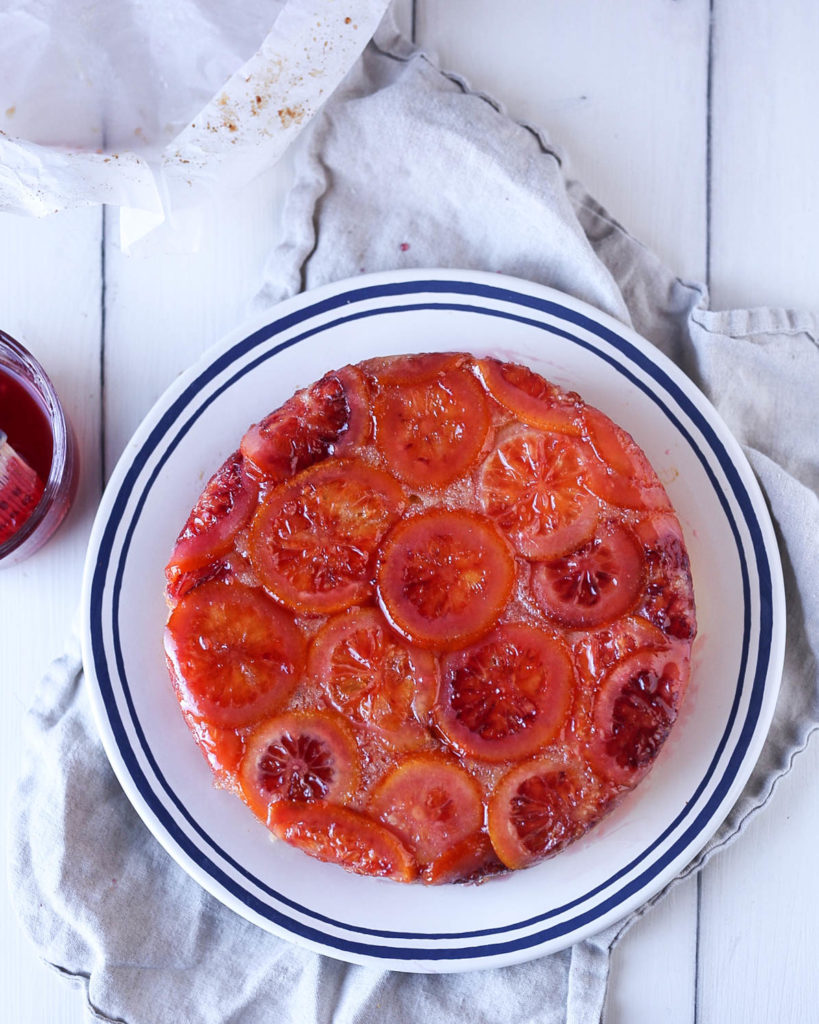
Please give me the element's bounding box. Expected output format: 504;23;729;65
0;0;391;244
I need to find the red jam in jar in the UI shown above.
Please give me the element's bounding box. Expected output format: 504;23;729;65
0;366;54;481
0;331;78;566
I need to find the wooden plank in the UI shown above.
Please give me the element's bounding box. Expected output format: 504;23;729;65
415;0;710;284
102;162;294;475
0;205;103;1024
708;0;819;312
698;2;819;1020
699;746;819;1023
604;879;698;1024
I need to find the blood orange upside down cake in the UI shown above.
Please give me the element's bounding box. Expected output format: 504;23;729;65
163;352;696;884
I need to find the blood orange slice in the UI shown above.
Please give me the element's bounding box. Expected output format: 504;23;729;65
583;406;672;511
570;615;669;739
634;513;697;641
376;509;515;649
372;754;483;866
435;623;574;762
488;755;601;869
247;459;405;614
374;364;491;489
476;358;584;434
268;801;417;881
362;351;462;385
166;453;258;597
589;645;691;786
421;832;506;885
574;615;669;690
241;365;370;482
531;520;646;628
307;607;437;744
164;579;304;728
180;708;245;788
239;711;359;821
479;428;599;560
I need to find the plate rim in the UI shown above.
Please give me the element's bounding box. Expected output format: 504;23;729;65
81;268;786;972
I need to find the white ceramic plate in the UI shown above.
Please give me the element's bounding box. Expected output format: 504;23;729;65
81;269;785;973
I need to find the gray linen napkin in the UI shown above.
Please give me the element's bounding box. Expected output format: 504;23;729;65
9;15;819;1024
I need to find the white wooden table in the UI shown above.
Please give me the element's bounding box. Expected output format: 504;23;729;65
2;2;817;1021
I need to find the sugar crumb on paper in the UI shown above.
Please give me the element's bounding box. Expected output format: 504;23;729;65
277;105;305;129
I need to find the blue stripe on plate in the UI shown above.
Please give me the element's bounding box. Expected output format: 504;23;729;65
89;279;772;960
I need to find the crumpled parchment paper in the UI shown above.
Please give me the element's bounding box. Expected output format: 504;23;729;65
0;0;391;244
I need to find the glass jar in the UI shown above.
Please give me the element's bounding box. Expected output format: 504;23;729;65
0;330;78;566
